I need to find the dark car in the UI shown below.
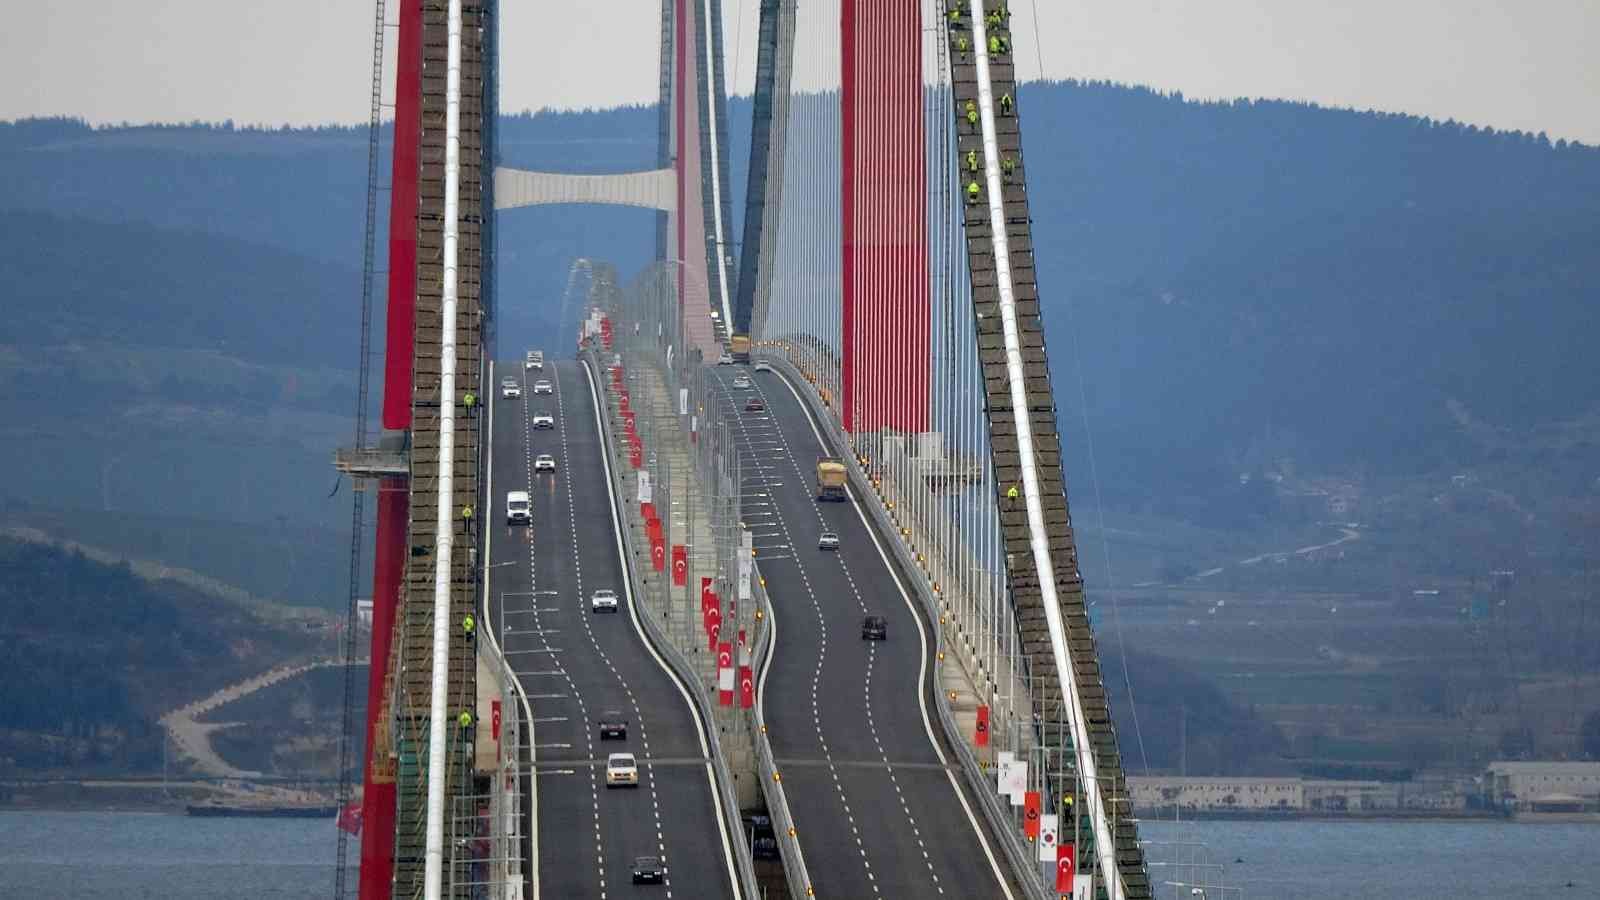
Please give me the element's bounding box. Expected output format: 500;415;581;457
744;397;766;412
632;855;665;884
861;615;887;640
597;710;628;741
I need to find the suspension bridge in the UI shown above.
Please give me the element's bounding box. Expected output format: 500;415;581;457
331;1;1195;898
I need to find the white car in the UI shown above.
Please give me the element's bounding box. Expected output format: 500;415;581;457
534;454;557;473
732;374;752;390
605;752;639;787
531;413;554;430
525;351;544;370
500;377;521;398
818;531;840;550
718;353;734;366
590;589;619;613
532;380;553;395
505;491;531;525
753;360;773;373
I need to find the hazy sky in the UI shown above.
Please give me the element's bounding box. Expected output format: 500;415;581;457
6;1;1597;144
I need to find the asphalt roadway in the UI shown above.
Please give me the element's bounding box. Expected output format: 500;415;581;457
486;357;739;900
704;363;1025;900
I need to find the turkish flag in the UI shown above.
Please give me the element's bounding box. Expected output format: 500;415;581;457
602;331;613;349
629;443;642;469
1056;843;1075;892
620;393;630;413
739;665;754;708
701;578;714;614
703;603;721;636
336;802;363;835
975;704;990;747
491;700;502;741
1024;791;1041;838
708;621;720;651
672;545;688;586
651;540;665;572
717;642;733;670
622;409;636;431
737;628;746;647
641;501;656;522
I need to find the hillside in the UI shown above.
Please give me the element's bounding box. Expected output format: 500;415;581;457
0;537;330;774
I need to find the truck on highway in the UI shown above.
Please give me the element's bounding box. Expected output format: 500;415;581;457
816;457;847;502
729;333;752;364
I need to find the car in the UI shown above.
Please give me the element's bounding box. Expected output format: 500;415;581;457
534;454;557;472
744;397;766;413
597;710;628;741
861;615;887;640
525;350;544;370
732;374;753;390
505;491;531;525
590;589;619;613
532;379;553;394
718;353;735;366
605;752;639;787
753;360;773;373
818;531;840;550
500;377;521;398
631;856;665;885
531;413;554;429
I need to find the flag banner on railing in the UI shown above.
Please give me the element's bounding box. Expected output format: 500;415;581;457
704;601;721;635
629;443;642;469
641;501;656;523
708;620;720;652
738;530;753;600
620;392;631;414
491;699;502;742
336;802;363;835
739;665;754;708
999;759;1028;804
1024;791;1041;838
975;704;990;746
623;409;636;432
1038;814;1059;862
690;414;698;443
672;545;687;586
717;642;733;670
1056;843;1075;892
679;387;689;416
650;526;665;571
718;665;734;705
701;578;714;614
638;472;653;505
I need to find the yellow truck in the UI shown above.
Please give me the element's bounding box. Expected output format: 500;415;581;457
816;457;847;502
729;333;752;364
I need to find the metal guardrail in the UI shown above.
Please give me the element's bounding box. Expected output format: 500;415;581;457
579;352;776;900
759;350;1052;900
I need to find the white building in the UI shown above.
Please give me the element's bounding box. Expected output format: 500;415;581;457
1483;761;1600;812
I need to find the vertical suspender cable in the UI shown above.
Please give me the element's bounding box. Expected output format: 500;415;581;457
967;4;1121;897
423;0;464;896
702;0;735;329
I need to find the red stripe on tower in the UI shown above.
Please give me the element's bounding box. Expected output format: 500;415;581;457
840;0;929;434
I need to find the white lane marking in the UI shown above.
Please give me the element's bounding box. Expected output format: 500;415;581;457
483;360;541;899
521;361;603;888
581;358;743;900
711;369;879;895
770;367;1016;899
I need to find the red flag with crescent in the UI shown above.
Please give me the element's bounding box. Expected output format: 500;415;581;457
1024;791;1041;838
336;802;363;835
739;665;754;708
651;540;665;572
708;621;720;652
1056;843;1075;892
672;545;687;586
701;578;714;615
641;501;655;523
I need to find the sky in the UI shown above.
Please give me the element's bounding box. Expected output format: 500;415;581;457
5;1;1597;144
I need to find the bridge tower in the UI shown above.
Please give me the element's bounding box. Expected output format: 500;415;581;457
338;0;497;897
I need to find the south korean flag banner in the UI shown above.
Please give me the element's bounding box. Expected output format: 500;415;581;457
1037;814;1058;862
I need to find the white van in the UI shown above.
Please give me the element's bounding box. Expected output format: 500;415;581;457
525;350;544;370
505;491;531;525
